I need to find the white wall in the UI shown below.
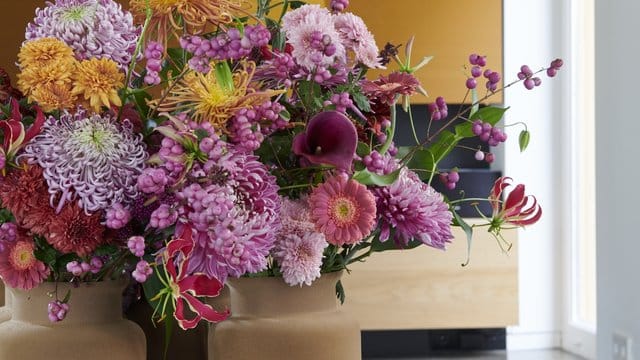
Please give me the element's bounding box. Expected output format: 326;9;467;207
503;0;566;350
595;0;640;358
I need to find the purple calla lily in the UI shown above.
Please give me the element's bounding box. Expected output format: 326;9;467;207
292;111;358;170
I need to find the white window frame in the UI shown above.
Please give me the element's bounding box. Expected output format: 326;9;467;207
560;0;596;358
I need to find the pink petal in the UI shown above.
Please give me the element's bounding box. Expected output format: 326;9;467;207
178;274;224;297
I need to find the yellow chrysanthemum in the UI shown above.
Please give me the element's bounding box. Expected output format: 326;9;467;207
72;58;124;112
17;60;76;97
153;61;282;128
130;0;248;46
30;83;77;113
18;38;75;69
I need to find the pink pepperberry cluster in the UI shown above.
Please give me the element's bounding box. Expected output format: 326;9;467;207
471;120;507;146
325;92;353;113
466;54;501;92
180;24;271;72
330;0;349;12
137;168;170;195
546;58;563;77
158;137;185;178
362;150;398;175
428;96;448;121
229;101;288;152
127;236;146;257
517;65;542;90
132;260;153;283
144;41;163;85
105;203;131;230
149;203;178;230
48;300;69;323
473;150;495;163
66;258;103;276
439;171;460;190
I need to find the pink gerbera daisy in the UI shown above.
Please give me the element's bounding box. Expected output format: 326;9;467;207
0;232;49;290
308;174;376;246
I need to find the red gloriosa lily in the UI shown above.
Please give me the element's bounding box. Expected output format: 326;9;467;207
155;225;229;330
0;98;45;165
292;111;358;171
489;177;542;231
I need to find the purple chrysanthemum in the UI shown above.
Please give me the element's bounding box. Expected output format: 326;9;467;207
273;198;328;286
23;107;147;214
179;147;281;282
334;13;382;68
374;168;453;249
25;0;140;70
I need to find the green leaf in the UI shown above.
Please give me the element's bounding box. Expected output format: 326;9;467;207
470;88;479;117
194;128;209;141
62;289;71;304
519;129;530;152
163;310;175;360
356;141;370;158
94;244;119;257
279;109;291;121
142;265;166;310
351;88;372;113
335;280;346;305
455;106;509;138
452;210;474;267
352;168;401;186
404;147;436;181
289;1;307;9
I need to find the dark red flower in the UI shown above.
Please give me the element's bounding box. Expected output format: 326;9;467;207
292;111;358;171
156;225;229;330
489;177;542;230
360;72;420;106
0;164;50;224
46;203;105;257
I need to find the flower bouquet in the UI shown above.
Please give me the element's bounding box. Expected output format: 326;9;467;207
0;0;559;353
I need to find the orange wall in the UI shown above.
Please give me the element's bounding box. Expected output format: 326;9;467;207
1;0;503;105
348;0;503;103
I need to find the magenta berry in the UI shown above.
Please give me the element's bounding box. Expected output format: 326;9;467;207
48;300;70;323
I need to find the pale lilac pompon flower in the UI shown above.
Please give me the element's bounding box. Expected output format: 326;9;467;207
374;168;453;249
274;198;328;286
25;0;140;70
334;13;383;68
281;5;346;71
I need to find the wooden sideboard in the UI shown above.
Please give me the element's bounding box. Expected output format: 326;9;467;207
341;219;518;330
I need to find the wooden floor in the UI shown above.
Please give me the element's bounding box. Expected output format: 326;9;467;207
368;349;585;360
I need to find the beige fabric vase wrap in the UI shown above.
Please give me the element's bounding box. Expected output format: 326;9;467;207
0;284;10;323
211;271;361;360
0;280;146;360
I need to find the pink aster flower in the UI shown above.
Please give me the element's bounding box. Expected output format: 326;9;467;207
308;174;377;246
361;72;421;106
374;168;453;249
274;232;328;287
334;13;382;68
0;233;49;290
274;197;329;286
281;4;346;70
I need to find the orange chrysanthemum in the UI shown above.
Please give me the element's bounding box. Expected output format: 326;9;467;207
72;58;124;112
18;38;75;69
30;83;77;112
17;59;76;98
153;61;281;128
130;0;248;47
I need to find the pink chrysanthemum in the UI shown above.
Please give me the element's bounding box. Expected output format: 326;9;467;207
361;72;421;106
0;233;49;290
334;13;382;68
308;174;376;246
374;168;453;249
281;4;346;70
274;198;328;286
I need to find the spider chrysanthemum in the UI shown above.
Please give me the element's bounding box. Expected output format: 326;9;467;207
72;58;124;112
154;61;280;129
130;0;248;47
23;108;148;214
